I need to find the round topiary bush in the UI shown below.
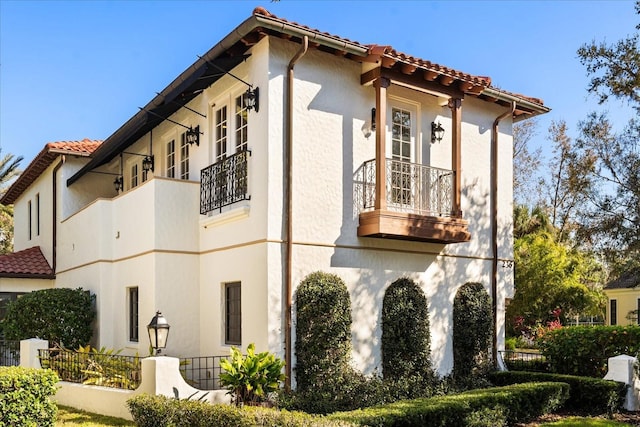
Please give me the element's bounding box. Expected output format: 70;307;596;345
381;277;433;386
2;287;95;348
453;282;493;386
294;271;352;392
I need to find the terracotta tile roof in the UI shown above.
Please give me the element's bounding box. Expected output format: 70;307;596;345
252;7;545;111
1;139;101;205
604;267;640;290
0;246;54;278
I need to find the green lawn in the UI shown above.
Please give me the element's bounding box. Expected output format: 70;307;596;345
56;405;134;427
55;405;638;427
539;417;635;427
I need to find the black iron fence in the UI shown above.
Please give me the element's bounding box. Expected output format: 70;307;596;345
499;350;549;372
0;340;20;366
200;149;250;214
179;355;228;390
38;348;141;390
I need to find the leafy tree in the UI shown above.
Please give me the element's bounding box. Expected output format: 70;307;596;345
538;120;595;243
507;224;604;337
0;149;23;254
513;119;542;205
0;205;15;254
574;2;640;270
2;287;95;348
577;1;640;110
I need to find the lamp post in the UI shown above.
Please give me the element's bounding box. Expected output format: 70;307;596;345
147;311;170;355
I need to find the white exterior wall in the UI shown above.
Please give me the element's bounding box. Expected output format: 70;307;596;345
5;33;516;379
13;160;57;261
261;37;515;376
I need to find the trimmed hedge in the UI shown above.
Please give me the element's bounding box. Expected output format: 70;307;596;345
489;370;627;415
2;287;95;348
328;382;569;427
453;282;493;388
381;278;432;382
126;394;357;427
0;366;59;427
295;272;352;392
538;325;640;377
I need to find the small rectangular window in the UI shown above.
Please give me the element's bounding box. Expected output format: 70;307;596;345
167;140;176;178
610;299;617;326
28;200;32;240
35;193;40;236
215;106;228;162
129;287;139;342
131;164;139;188
180;132;190;180
225;282;241;345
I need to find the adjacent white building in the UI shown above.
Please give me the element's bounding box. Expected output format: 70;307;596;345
0;7;549;382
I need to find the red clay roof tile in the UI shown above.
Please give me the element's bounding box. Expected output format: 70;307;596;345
0;246;54;278
1;139;101;205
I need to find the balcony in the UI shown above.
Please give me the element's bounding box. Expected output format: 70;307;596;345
356;158;470;244
200;150;251;215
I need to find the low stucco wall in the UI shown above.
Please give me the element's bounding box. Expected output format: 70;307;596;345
54;382;135;421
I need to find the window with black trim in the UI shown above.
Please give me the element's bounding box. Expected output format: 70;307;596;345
129;287;139;342
610;299;617;325
35;193;40;236
28;200;32;240
225;282;241;345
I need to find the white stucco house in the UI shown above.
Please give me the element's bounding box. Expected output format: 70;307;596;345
0;7;548;383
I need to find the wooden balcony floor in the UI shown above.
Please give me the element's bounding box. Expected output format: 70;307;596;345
358;209;471;244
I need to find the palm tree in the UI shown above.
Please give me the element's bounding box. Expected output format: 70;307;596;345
0;150;23;254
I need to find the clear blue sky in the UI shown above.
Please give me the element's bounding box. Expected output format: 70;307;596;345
0;0;637;165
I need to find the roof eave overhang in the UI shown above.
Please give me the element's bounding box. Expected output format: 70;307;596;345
67;13;371;187
481;87;551;122
0;273;56;279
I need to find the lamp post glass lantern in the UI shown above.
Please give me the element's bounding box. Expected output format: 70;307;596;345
147;311;170;355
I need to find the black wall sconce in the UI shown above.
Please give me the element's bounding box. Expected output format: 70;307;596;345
243;87;259;112
185;126;200;146
142;155;154;173
113;176;124;192
371;107;376;131
431;122;445;144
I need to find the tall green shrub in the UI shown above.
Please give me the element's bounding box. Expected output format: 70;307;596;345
381;277;432;382
0;366;59;427
294;271;352;392
453;282;493;387
538;325;640;377
1;287;95;348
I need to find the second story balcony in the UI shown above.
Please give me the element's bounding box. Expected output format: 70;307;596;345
200;150;251;215
356;158;470;244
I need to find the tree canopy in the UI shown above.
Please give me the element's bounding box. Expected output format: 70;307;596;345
0;149;23;254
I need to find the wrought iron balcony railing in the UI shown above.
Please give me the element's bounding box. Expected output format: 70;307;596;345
200;149;251;214
357;158;454;217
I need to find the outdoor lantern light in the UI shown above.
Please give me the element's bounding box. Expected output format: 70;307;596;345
113;176;123;192
371;107;376;131
243;87;260;112
142;155;155;173
431;121;445;144
147;311;170;355
185;127;200;146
